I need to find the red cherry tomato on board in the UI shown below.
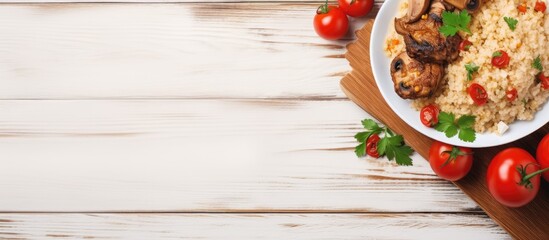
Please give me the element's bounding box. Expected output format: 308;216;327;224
487;148;549;207
429;141;473;181
458;39;472;51
366;134;380;158
420;104;440;127
534;1;547;12
313;5;349;40
537;134;549;182
505;87;518;102
491;50;510;69
468;83;488;106
337;0;374;18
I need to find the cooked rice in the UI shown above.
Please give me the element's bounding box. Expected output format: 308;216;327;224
385;0;549;133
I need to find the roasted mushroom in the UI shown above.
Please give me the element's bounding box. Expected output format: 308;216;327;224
443;0;482;12
390;52;443;99
406;0;431;23
395;1;462;64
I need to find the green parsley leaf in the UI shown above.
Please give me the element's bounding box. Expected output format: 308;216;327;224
354;131;369;142
394;145;414;166
439;10;472;37
465;63;480;81
355;142;366;157
533;56;543;72
445;125;459;138
435;112;455;132
458;127;476;142
492;51;502;57
438;112;455;123
457;115;476;129
354;118;414;166
362;119;380;130
377;137;389;155
434;112;477;142
504;17;518;31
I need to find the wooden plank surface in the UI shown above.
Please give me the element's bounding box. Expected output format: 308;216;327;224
341;20;549;240
0;3;373;99
0;213;509;239
0;0;508;238
0;99;481;212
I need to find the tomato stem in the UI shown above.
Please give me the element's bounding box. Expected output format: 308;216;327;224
317;0;330;14
440;147;472;169
522;167;549;184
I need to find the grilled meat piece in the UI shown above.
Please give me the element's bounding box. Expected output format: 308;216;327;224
390;51;443;99
395;1;462;64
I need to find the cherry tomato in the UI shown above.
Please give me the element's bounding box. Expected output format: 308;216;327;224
506;87;518;102
487;148;547;207
366;134;380;158
468;83;488;106
517;2;527;13
537;133;549;182
338;0;374;17
491;50;510;69
420;104;440;127
539;73;549;90
313;5;349;40
534;1;547;12
459;40;473;51
429;141;473;181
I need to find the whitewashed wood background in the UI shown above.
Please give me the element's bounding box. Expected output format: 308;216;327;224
0;1;510;239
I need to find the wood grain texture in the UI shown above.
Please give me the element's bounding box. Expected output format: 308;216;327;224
0;99;481;212
0;3;376;100
0;213;509;239
340;20;549;240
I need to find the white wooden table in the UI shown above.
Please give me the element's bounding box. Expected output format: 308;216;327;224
0;0;510;238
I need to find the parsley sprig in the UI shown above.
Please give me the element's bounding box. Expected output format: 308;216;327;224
435;112;477;142
504;17;518;31
354;119;414;166
439;11;472;37
533;55;543;72
465;63;480;81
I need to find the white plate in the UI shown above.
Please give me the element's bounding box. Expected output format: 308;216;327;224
370;0;549;148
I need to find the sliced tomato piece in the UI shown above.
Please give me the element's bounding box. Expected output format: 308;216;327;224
491;51;510;69
506;87;518;102
534;1;547;12
420;104;440;127
468;83;488;106
459;40;472;51
366;134;380;158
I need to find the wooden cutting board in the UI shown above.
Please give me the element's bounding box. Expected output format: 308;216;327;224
341;20;549;239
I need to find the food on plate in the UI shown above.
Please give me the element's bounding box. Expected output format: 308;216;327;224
394;1;462;64
420;104;440;127
428;141;473;181
467;83;488;106
314;4;349;40
385;0;549;134
491;50;510;68
338;0;375;17
390;52;444;98
487;148;549;207
534;0;547;12
354;119;414;166
434;111;476;142
537;133;549;182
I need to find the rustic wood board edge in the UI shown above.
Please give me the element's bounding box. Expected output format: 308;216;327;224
340;20;549;240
